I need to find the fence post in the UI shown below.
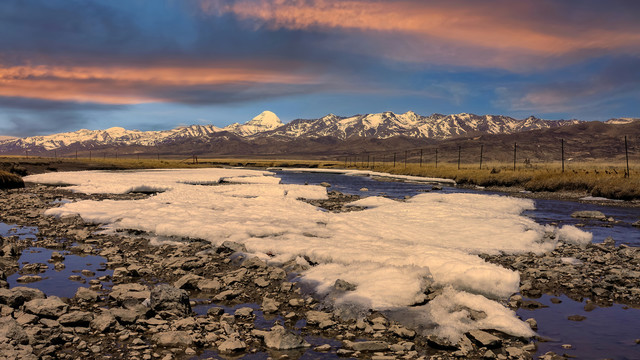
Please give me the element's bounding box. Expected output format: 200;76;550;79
367;154;370;168
158;152;160;161
420;149;423;167
25;150;28;159
457;146;461;170
625;135;630;178
54;150;57;160
393;153;396;167
75;149;78;160
372;156;375;169
435;148;438;168
513;142;517;171
480;144;483;169
561;138;564;173
404;150;408;168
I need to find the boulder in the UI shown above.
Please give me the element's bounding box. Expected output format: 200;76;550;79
58;311;93;327
0;317;29;344
174;274;204;290
150;284;191;316
109;283;150;305
90;313;117;332
263;325;310;350
152;331;193;347
197;279;222;293
0;287;45;308
344;340;389;352
466;330;502;348
23;296;68;318
218;336;246;353
75;287;100;302
334;279;357;291
571;210;607;220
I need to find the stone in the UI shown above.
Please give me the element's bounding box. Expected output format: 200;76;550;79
525;318;538;330
110;307;140;324
334;279;357;291
632;220;640;228
320;182;331;187
571;210;607;220
207;307;224;317
75;287;100;302
218;336;246;353
359;187;369;192
16;275;42;283
314;344;332;352
426;335;458;350
23;296;68;318
58;311;93;327
263;325;310;350
306;311;335;328
262;297;280;313
344;340;389;352
243;256;267;269
389;325;416;339
0;317;29;344
216;241;247;254
174;274;204;290
467;330;502;348
505;347;524;357
234;307;254;318
152;331;193;347
568;315;586;321
109;283;150;305
50;251;65;261
150;284;191;316
0;287;45;308
90;313;117;332
197;279;222;293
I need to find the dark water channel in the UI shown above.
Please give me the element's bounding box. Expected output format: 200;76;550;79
275;170;640;360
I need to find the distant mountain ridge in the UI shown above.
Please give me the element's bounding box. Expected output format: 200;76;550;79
0;110;605;154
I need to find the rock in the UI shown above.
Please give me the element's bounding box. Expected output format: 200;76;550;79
525;318;538;330
571;210;607;220
334;279;357;291
306;310;335;329
243;256;267;269
110;283;150;305
359;187;369;192
150;284;191;316
314;344;332;352
263;325;310;350
23;296;68;318
262;297;280;313
207;307;224;317
216;241;247;254
152;331;193;347
426;335;458;350
0;287;45;308
632;220;640;228
110;307;140;324
268;267;286;280
50;251;65;261
344;340;389;352
90;313;117;332
0;317;29;344
568;315;587;321
506;347;524;357
390;325;416;339
483;350;497;359
218;336;246;353
234;307;254;318
58;311;93;327
173;274;204;290
467;330;502;348
320;182;331;187
197;279;222;293
16;275;42;283
75;287;100;302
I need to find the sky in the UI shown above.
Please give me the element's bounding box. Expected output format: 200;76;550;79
1;0;639;137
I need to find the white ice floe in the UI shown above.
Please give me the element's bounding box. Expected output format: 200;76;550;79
271;167;457;185
25;168;591;342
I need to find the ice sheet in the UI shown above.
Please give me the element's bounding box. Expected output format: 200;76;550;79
26;168;591;341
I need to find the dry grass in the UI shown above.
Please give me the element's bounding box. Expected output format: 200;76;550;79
0;170;24;189
352;162;640;200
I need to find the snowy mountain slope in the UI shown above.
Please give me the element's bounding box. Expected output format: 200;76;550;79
264;112;581;140
0;110;584;153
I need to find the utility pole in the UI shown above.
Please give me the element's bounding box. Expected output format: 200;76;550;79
457;146;461;170
479;144;483;169
625;135;630;178
435;149;438;168
513;142;517;171
561;139;564;173
420;149;423;167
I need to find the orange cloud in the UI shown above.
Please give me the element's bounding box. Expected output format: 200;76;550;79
202;0;640;66
0;63;319;104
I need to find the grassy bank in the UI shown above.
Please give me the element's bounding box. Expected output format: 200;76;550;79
354;162;640;200
0;170;24;189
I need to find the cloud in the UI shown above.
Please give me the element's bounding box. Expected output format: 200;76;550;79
496;58;640;115
0;63;322;104
201;0;640;71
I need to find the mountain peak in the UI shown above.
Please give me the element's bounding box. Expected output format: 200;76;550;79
246;111;282;128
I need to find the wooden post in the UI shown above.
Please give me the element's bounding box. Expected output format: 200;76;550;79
420;149;423;167
75;149;78;160
513;142;517;171
367;154;370;168
344;157;347;167
457;146;461;170
393;153;396;167
372;156;375;168
625;135;630;178
561;138;565;173
480;144;483;169
404;150;407;168
435;148;438;168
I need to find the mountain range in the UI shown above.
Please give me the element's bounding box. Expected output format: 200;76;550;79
0;111;637;161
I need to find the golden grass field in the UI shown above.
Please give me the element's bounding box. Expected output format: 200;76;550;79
1;156;638;200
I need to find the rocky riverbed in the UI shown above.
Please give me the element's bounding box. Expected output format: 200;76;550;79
1;184;638;359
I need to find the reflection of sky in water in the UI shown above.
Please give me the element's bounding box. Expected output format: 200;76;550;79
7;246;112;299
518;294;640;360
275;171;640;246
0;222;38;240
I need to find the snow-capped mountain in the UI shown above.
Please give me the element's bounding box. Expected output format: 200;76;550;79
263;111;581;140
0;110;583;153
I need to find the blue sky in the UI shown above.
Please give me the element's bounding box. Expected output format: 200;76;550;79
1;0;639;136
